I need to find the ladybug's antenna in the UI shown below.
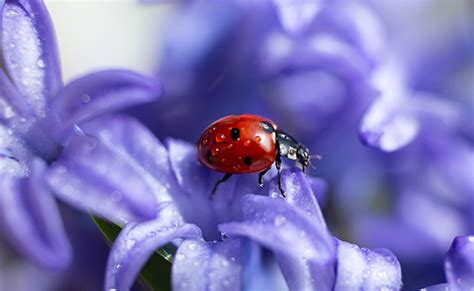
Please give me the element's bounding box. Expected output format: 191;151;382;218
308;154;322;170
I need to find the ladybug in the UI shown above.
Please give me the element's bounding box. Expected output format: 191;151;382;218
198;114;313;197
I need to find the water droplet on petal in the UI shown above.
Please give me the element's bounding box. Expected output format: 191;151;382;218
147;231;156;237
110;190;123;202
36;59;45;68
273;215;286;226
81;94;91;103
187;242;197;250
176;253;186;261
115;264;122;270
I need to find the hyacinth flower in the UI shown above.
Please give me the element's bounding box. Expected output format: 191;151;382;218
144;0;473;279
46;115;402;290
0;0;161;268
422;235;474;290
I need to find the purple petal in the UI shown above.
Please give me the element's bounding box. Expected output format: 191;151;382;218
335;240;402;291
49;70;161;140
420;283;449;291
359;98;419;152
444;235;474;290
240;240;288;291
359;60;420;152
1;0;62;117
219;194;336;290
273;0;321;34
46;115;174;224
105;203;201;291
0;158;71;269
269;168;327;229
172;239;242;291
0;124;32;176
0;69;32;122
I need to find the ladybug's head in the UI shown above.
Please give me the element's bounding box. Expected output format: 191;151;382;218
297;145;311;170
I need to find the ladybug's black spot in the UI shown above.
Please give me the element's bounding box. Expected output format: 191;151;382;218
207;150;215;164
243;156;252;166
230;128;240;140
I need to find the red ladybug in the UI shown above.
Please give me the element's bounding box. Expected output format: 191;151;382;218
198;114;312;197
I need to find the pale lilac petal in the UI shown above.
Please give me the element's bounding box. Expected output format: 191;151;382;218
420;283;449;291
0;158;71;269
0;124;32;176
268;168;327;228
273;0;321;33
105;203;201;291
335;240;402;291
172;239;242;291
359;98;419;152
444;235;474;290
219;194;336;290
359;60;420;151
46;115;177;223
241;240;288;291
0;70;32;122
1;0;62;117
50;70;161;140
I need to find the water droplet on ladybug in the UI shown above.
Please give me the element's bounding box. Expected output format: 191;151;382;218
244;140;251;146
255;135;261;143
215;133;226;142
212;147;220;155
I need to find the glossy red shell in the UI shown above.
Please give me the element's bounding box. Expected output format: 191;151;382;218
198;114;277;174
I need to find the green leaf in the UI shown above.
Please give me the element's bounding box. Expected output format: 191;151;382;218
91;215;174;291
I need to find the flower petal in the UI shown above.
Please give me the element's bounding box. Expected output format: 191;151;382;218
444;235;474;290
0;69;32;122
219;194;336;290
172;239;242;291
0;158;71;269
269;168;327;229
1;0;62;117
105;203;201;291
359;98;419;152
46;116;172;224
49;70;161;140
0;124;32;176
335;240;402;291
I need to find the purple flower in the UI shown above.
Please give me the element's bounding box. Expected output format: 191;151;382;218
139;2;473;288
0;0;160;268
46;115;402;290
422;235;474;290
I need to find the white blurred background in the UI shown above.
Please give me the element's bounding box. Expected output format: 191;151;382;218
44;1;174;82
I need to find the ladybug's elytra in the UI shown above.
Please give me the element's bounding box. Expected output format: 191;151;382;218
198;114;312;197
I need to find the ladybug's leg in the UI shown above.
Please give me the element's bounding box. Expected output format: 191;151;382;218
275;154;286;197
258;167;272;188
211;173;233;197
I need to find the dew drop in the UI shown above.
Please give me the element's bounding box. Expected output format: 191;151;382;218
222;279;231;287
244;140;251;146
81;94;91;103
36;59;45;68
363;269;371;278
115;264;122;270
212;147;220;155
110;190;123;202
187;242;197;250
176;253;186;261
229;257;236;262
273;215;286;227
255;135;262;143
215;133;226;142
147;231;156;237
